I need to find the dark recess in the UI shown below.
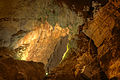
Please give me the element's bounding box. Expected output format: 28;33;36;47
55;0;108;19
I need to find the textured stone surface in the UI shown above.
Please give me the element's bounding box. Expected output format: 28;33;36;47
0;48;45;80
12;22;69;72
43;32;106;80
46;36;68;72
83;0;120;47
0;0;43;47
83;0;120;79
43;0;120;80
0;0;83;72
0;0;84;48
0;0;120;80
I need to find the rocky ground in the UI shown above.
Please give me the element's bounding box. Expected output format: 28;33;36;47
0;47;45;80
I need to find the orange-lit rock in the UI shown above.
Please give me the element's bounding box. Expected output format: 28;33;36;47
44;32;105;80
83;0;120;79
14;22;69;66
44;0;120;80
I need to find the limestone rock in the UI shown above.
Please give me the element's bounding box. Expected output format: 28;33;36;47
83;0;120;79
0;0;44;47
0;48;45;80
44;32;105;80
12;22;69;72
46;36;68;72
0;0;84;48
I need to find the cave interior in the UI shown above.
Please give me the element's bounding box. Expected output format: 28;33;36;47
0;0;120;80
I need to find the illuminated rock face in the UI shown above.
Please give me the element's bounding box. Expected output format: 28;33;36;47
83;0;120;79
0;0;120;80
45;33;101;80
83;0;120;47
0;0;84;48
0;0;84;75
0;0;44;47
44;0;120;80
13;22;69;68
46;35;68;72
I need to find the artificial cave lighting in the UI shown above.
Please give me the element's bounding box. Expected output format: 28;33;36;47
1;0;119;79
14;22;69;63
62;43;69;60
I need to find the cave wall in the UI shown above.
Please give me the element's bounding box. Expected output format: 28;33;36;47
83;0;120;79
0;0;85;70
0;58;45;80
13;22;69;68
0;0;84;72
0;0;84;48
44;0;120;80
0;0;43;47
0;48;45;80
46;32;103;80
0;0;120;79
83;0;120;47
46;36;68;72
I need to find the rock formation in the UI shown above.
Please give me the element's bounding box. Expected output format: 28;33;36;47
43;0;120;80
0;0;82;72
0;0;84;48
83;0;120;79
0;0;120;80
0;48;45;80
44;32;105;80
12;22;69;72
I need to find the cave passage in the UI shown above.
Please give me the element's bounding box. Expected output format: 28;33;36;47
0;0;120;80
